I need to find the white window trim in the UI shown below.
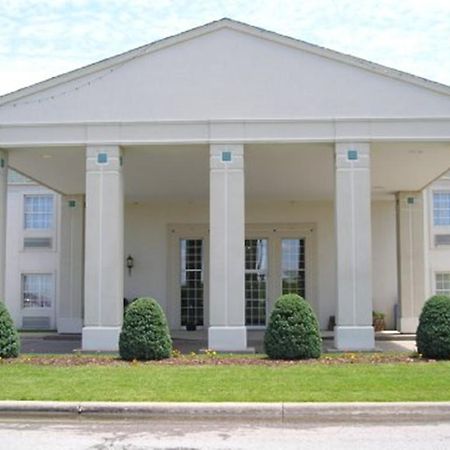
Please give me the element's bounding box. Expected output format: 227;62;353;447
433;271;450;296
21;272;55;311
21;192;58;253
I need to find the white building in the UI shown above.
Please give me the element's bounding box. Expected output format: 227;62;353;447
0;19;449;352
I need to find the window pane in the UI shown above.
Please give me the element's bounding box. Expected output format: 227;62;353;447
180;239;203;326
435;273;450;296
281;239;306;297
433;192;450;226
245;239;267;326
24;195;53;229
22;274;53;308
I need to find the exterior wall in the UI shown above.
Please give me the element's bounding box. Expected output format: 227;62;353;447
372;201;398;329
124;199;398;330
5;180;61;329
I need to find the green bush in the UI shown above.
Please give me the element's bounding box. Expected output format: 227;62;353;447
416;295;450;359
0;301;20;358
264;293;321;359
119;297;172;361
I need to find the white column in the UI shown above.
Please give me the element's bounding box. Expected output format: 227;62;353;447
0;149;7;301
58;195;84;333
82;146;124;351
397;192;426;333
334;143;375;350
208;144;247;351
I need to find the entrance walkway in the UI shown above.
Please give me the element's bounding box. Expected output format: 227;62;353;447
19;331;417;354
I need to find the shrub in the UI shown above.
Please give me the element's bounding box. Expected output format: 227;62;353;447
119;297;172;361
0;301;20;358
264;293;321;359
416;295;450;359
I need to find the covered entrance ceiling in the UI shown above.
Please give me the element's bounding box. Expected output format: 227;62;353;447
6;141;450;201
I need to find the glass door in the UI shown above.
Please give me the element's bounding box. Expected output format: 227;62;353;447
180;239;204;326
281;238;306;297
245;239;268;326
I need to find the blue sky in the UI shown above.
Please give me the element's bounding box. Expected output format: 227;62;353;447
0;0;449;96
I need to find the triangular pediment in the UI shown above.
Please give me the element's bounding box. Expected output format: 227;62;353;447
1;18;449;123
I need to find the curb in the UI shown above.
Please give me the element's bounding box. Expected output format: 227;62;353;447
1;401;450;422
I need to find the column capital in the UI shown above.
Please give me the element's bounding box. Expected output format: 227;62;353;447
397;191;423;211
210;143;244;170
335;142;370;170
86;145;123;173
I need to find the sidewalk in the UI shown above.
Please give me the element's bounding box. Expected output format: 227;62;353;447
19;331;417;354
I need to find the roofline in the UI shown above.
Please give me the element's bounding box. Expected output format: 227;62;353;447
1;17;449;107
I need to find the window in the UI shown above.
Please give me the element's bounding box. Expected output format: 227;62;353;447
433;192;450;226
22;274;53;308
180;239;204;326
245;239;268;326
281;239;306;297
24;195;53;229
435;273;450;296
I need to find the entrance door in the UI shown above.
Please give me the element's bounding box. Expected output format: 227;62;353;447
180;239;204;327
245;239;268;326
280;238;306;298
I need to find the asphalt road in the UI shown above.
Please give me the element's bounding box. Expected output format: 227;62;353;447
1;416;450;450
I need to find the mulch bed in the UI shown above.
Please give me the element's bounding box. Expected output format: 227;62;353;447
0;353;437;367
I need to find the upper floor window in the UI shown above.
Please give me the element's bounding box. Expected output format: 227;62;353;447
24;195;53;229
433;192;450;226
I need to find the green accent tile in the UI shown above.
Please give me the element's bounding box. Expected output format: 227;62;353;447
97;153;108;164
0;159;4;168
347;150;358;161
120;155;123;166
68;200;76;208
222;151;232;162
407;197;415;205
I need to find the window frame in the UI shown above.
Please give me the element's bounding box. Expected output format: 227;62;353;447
21;273;54;310
23;194;54;231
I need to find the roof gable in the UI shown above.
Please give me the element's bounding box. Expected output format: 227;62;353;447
0;18;449;122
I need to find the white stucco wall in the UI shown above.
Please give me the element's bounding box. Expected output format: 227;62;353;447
123;199;398;330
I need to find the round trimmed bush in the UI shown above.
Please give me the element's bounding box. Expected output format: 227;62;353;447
264;293;321;359
0;301;20;358
416;295;450;359
119;297;172;361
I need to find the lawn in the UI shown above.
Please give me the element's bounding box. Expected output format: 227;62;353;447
1;354;450;402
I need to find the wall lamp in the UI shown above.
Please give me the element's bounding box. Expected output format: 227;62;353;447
126;255;134;276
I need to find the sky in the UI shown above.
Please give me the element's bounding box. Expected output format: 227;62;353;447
0;0;449;96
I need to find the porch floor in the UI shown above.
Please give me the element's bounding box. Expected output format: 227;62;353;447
19;330;417;354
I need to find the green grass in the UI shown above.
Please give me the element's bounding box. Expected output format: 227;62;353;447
1;359;450;402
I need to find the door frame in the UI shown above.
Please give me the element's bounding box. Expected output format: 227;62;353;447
167;224;209;330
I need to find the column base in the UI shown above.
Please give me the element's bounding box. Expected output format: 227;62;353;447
208;326;248;351
82;326;120;351
334;325;375;351
399;317;418;334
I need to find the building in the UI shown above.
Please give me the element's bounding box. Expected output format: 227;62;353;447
0;19;449;352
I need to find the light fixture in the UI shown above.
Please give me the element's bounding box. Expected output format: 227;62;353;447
126;255;134;276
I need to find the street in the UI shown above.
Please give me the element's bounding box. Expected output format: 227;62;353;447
0;416;449;450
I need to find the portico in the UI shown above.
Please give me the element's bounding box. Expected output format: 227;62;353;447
0;19;449;352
